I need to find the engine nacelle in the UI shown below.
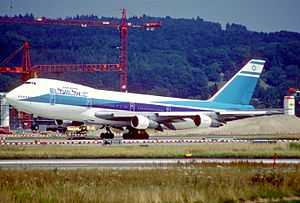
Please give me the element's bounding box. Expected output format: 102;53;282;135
131;115;158;129
55;120;83;128
194;115;221;128
169;115;221;130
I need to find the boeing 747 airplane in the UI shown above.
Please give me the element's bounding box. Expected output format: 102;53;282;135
5;59;273;139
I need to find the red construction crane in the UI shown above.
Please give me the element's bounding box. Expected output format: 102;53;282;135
0;8;161;129
0;8;162;92
0;42;121;81
0;41;121;129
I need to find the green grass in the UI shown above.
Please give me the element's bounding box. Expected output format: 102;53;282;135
289;142;300;150
0;143;300;159
0;163;299;203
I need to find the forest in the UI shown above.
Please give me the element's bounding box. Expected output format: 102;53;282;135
1;14;300;108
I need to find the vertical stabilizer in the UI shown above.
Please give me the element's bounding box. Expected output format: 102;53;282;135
208;59;265;105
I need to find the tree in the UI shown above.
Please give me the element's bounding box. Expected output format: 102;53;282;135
1;15;300;108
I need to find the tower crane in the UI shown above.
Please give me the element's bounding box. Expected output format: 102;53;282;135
0;8;161;130
0;42;121;81
0;8;162;92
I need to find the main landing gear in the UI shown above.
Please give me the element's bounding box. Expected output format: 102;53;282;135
100;127;150;140
100;126;114;139
122;128;149;139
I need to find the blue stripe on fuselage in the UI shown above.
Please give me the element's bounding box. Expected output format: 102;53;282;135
21;93;254;112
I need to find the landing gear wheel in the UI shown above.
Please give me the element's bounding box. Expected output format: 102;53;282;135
136;130;149;139
31;124;39;131
122;133;132;139
100;126;114;139
122;129;149;139
100;132;114;139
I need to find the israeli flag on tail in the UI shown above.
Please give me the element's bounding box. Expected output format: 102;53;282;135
208;59;266;105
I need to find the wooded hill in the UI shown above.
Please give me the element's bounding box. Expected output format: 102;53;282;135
1;14;300;108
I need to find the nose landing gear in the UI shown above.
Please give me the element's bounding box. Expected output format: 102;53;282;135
30;117;39;131
30;123;39;131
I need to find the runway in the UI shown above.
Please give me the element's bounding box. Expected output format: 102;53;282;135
0;158;299;168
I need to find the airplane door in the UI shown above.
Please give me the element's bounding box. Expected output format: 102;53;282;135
86;98;92;108
130;103;135;111
50;93;56;105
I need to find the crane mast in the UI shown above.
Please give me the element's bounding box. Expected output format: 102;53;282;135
119;8;128;92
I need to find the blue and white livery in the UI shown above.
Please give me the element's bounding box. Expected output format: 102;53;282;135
5;59;271;139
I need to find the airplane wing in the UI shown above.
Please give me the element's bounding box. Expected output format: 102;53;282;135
156;109;283;124
94;111;213;131
95;109;282;121
95;111;211;122
215;109;283;123
94;109;283;130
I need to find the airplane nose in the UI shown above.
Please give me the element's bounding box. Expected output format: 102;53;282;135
5;92;11;101
5;90;17;104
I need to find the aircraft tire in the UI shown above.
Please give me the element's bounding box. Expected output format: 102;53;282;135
123;130;149;139
122;133;132;139
100;132;114;139
135;132;149;139
100;133;105;139
107;133;114;139
31;124;39;131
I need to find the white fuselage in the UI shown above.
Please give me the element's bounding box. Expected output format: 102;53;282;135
4;59;266;132
6;78;227;129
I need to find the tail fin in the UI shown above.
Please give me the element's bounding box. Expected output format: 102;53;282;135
208;59;265;105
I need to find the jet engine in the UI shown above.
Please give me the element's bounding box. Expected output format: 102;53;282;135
194;115;221;128
55;120;83;128
170;115;221;130
131;115;159;129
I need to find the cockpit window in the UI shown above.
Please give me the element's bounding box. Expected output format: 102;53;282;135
25;81;36;85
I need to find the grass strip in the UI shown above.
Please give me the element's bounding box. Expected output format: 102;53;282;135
0;163;299;203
